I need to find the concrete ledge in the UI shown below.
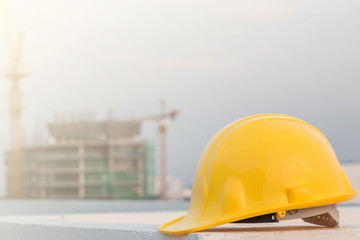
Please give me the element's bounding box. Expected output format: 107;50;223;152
0;207;359;239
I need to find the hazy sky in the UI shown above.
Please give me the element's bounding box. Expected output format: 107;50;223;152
0;0;359;188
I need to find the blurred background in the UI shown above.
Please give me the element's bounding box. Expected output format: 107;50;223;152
0;0;359;214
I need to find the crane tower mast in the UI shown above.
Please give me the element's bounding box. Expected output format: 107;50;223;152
140;100;179;200
2;1;27;198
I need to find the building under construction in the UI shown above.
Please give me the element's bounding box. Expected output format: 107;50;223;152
3;4;175;200
6;118;156;199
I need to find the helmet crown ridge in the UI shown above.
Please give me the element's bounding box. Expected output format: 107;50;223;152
159;114;357;234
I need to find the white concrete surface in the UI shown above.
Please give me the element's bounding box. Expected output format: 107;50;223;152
0;207;359;240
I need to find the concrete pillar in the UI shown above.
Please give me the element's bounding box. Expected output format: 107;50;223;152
137;147;144;198
78;145;85;198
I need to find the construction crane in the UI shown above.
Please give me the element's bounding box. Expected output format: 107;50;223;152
140;100;179;200
1;0;27;198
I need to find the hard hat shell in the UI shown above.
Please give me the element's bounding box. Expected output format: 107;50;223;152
159;114;357;234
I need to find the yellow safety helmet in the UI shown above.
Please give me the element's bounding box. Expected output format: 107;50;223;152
159;114;357;234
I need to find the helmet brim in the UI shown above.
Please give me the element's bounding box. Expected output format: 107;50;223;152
158;190;358;235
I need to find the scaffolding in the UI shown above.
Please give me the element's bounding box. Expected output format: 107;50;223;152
6;119;156;199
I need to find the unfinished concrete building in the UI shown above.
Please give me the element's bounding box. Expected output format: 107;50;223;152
6;119;156;199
